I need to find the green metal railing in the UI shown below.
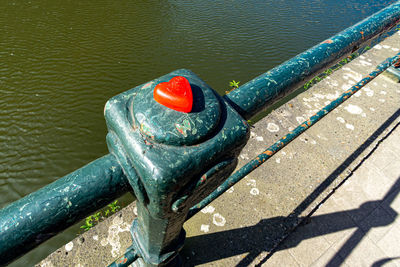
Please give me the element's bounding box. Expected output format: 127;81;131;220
108;51;400;267
0;154;132;265
188;52;400;220
108;54;400;267
1;1;400;266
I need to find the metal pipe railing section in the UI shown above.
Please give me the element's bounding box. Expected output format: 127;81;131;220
0;154;132;266
107;52;400;267
188;52;400;219
225;1;400;120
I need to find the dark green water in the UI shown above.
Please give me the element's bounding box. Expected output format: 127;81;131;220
0;0;396;265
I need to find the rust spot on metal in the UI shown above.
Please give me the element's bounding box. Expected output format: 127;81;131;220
394;58;400;68
322;39;333;44
119;257;128;264
264;150;273;156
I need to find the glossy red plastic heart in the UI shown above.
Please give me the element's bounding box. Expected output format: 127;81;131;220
153;76;193;113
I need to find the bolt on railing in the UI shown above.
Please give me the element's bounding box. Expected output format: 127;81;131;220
1;1;400;266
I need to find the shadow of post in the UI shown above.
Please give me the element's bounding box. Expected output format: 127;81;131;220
323;176;400;267
182;109;400;266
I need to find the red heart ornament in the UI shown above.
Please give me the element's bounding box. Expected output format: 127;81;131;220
153;76;193;113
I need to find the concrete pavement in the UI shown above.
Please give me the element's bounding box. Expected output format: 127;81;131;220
266;123;400;267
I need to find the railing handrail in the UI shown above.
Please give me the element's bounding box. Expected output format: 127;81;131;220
0;154;132;265
188;52;400;220
225;1;400;120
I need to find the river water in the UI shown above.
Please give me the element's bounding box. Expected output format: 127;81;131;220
0;0;397;265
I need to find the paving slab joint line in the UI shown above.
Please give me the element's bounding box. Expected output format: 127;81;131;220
266;120;400;262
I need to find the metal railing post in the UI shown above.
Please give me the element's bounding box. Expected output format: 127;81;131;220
105;69;249;266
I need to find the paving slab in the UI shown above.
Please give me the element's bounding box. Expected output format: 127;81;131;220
37;203;137;267
268;124;400;267
182;32;400;266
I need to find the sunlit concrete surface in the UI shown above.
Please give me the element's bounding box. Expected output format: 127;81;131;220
267;124;400;267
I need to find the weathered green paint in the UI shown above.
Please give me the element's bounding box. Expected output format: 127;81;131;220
188;53;400;219
0;154;131;266
225;1;400;120
105;69;249;266
109;246;140;267
171;159;235;213
132;76;221;146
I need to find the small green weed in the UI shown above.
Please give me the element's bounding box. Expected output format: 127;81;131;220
80;200;121;231
226;80;240;94
303;46;371;90
229;80;240;88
